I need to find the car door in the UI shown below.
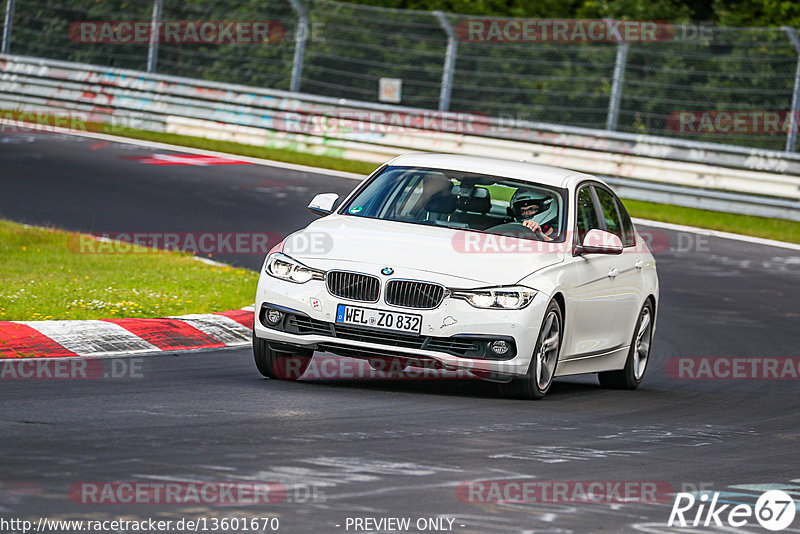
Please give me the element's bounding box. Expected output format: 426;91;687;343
563;184;621;358
593;186;644;348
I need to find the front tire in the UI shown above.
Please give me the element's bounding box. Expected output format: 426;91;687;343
499;300;562;400
598;300;654;389
253;335;313;380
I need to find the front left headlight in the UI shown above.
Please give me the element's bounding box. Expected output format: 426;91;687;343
265;253;325;284
449;286;536;309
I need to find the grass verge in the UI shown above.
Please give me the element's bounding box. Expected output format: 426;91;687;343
0;220;258;321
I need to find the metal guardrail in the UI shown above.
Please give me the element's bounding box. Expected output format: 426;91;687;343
5;0;800;153
1;54;800;221
603;177;800;221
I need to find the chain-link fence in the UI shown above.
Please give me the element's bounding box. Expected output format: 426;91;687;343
3;0;800;152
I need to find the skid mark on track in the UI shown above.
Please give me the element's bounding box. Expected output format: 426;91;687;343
278;422;578;444
490;446;640;463
252;185;310;198
631;523;745;533
597;424;755;447
238;456;461;493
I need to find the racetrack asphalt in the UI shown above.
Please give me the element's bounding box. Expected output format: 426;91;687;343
1;132;800;533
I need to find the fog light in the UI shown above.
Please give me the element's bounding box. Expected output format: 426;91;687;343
489;340;510;355
265;309;283;326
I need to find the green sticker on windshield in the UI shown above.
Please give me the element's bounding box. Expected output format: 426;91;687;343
349;206;363;214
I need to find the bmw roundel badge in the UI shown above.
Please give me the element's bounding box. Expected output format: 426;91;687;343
381;267;394;276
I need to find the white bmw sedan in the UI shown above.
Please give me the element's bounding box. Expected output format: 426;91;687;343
253;154;658;399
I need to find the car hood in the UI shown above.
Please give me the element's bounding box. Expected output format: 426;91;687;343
282;215;566;286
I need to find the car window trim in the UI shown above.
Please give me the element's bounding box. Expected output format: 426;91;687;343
573;182;602;248
574;180;634;253
612;195;636;247
339;165;571;243
592;183;634;248
335;163;387;215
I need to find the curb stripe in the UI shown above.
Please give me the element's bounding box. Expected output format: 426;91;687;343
15;320;160;357
102;318;227;351
167;314;251;345
214;310;255;330
0;323;77;358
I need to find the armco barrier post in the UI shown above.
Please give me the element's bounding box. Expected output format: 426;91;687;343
146;0;163;73
2;0;14;54
783;27;800;153
288;0;308;93
434;11;457;112
606;40;629;131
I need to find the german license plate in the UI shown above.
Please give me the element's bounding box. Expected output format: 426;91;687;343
335;304;422;335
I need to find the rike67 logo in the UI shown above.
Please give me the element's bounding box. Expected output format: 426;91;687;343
669;490;796;531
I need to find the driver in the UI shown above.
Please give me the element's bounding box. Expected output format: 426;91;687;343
509;190;555;241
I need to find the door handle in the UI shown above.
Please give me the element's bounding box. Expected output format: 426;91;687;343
608;268;620;278
635;259;644;270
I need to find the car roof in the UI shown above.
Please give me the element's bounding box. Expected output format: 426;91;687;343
387;153;605;190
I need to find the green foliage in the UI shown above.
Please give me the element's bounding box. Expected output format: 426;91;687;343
343;0;582;18
575;0;693;21
713;0;800;27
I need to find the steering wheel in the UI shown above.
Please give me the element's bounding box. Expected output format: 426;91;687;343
487;222;547;241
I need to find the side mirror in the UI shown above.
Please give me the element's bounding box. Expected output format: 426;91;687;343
575;229;623;255
308;193;339;216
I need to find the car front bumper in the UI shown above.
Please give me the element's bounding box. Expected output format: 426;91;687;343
253;275;549;378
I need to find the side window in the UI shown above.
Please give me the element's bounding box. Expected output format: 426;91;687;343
614;197;636;247
594;187;623;241
575;186;600;242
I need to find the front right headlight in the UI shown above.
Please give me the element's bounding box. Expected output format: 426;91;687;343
265;253;325;284
449;286;536;309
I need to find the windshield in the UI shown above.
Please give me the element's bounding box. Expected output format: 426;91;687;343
339;166;568;242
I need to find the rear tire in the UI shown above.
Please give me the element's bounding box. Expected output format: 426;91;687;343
253;334;313;380
499;300;562;400
598;300;654;390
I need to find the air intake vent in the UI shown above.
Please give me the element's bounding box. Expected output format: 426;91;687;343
326;270;380;302
385;280;445;309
